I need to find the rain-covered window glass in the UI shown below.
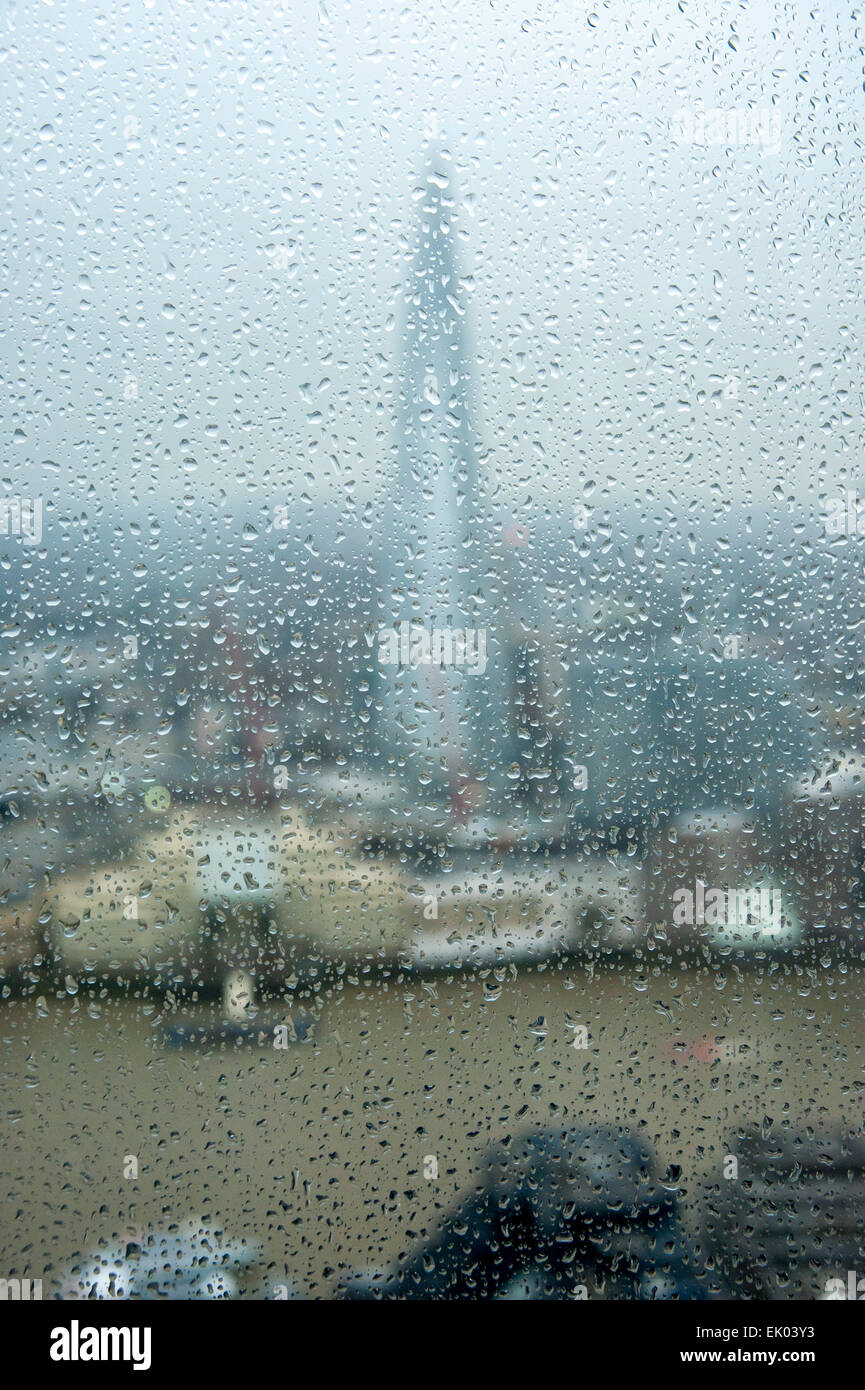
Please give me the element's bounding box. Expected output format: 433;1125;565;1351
2;0;865;1318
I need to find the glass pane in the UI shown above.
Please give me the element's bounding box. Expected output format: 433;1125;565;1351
1;0;862;1310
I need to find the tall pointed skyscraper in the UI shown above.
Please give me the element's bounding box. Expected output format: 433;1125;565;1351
378;154;489;813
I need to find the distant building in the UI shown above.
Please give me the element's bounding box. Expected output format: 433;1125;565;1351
377;155;493;814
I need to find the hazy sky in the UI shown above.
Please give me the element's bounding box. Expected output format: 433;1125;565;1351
3;0;862;537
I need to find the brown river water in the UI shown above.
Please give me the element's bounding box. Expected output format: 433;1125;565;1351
2;952;863;1297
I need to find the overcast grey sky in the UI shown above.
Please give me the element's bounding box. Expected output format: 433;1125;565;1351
3;0;862;533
